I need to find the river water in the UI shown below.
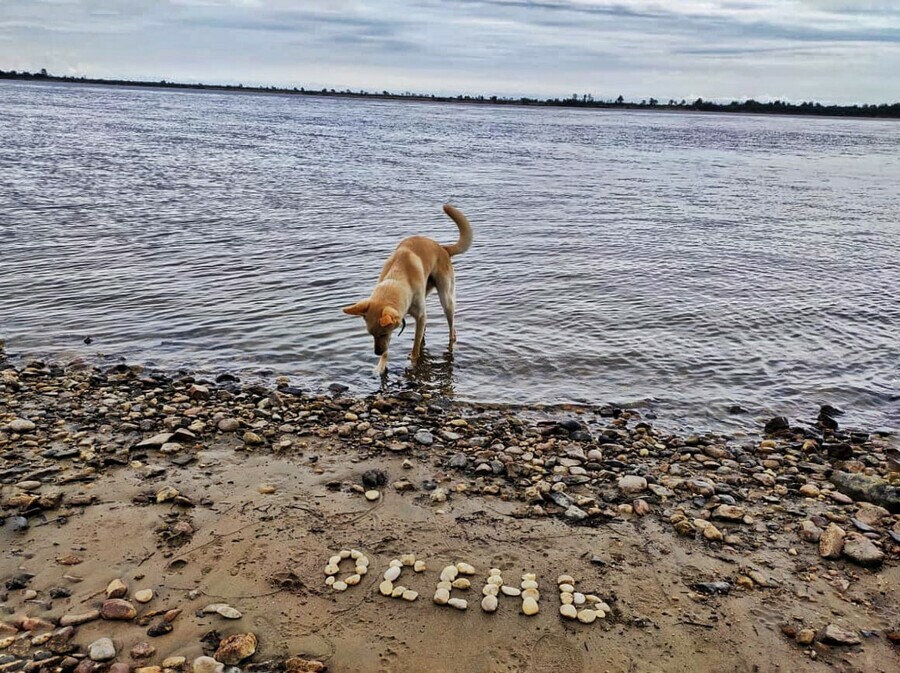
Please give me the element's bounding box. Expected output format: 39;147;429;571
1;81;898;433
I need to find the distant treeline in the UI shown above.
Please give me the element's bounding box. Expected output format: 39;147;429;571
3;68;900;119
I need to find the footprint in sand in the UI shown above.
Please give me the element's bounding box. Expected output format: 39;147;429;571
526;634;584;673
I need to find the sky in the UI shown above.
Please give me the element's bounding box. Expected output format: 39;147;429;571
1;0;899;104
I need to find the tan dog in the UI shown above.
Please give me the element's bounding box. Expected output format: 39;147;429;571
343;204;473;374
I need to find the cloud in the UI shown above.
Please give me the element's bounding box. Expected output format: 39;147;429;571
1;0;899;102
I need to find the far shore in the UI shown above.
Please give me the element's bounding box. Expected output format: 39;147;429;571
3;70;900;120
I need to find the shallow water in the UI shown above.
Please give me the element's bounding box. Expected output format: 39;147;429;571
1;81;898;432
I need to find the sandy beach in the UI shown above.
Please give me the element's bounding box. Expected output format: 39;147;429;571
2;347;899;673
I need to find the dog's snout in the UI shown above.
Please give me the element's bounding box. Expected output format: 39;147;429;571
374;345;384;356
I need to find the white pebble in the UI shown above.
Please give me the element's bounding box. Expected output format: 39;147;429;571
488;576;504;586
433;588;450;605
522;597;539;615
328;555;342;566
356;556;369;567
401;590;418;602
440;566;459;582
560;592;573;604
401;554;416;566
558;583;575;593
451;578;471;590
448;598;468;610
414;561;427;572
355;565;368;575
384;566;402;582
333;581;348;592
456;562;476;575
391;586;406;598
577;609;597;624
481;595;498;612
521;580;538;590
365;490;380;501
560;604;578;619
339;550;351;559
379;581;394;596
501;586;521;597
345;574;361;586
573;592;586;605
595;610;607;619
522;588;540;600
482;584;499;596
596;602;611;613
557;575;575;586
350;549;364;560
325;564;340;576
522;573;537;582
437;580;452;590
325;576;335;586
389;559;403;568
489;568;503;576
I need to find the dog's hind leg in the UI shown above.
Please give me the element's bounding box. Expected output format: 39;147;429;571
436;273;457;348
411;312;427;361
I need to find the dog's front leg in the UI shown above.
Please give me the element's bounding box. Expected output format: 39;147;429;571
373;353;389;376
411;313;426;361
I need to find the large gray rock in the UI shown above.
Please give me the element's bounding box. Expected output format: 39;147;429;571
841;533;885;567
830;472;900;513
817;624;861;646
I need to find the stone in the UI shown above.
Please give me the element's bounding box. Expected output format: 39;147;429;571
712;504;745;521
456;562;476;575
560;604;577;619
798;520;822;543
522;597;539;615
162;657;186;669
855;502;889;526
242;431;264;446
799;484;820;498
818;523;845;559
433;588;450;605
284;657;327;673
130;642;156;659
830;471;900;513
192;657;224;673
841;534;885;567
764;416;790;434
481;595;498;612
577;610;597;624
214;633;257;665
216;606;243;619
414;561;427;572
110;664;131;673
448;598;468;610
401;590;418;601
384;566;401;582
565;505;588;521
101;599;137;620
59;610;101;627
332;581;348;592
617;475;647;495
134;589;153;603
414;430;434;445
106;578;128;599
702;524;724;542
796;629;816;645
430;488;447;503
379;580;393;596
632;499;651;516
217;418;240;432
9;418;36;432
89;638;116;662
817;624;861;646
364;490;380;502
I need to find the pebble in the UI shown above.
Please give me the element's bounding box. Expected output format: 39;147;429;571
796;629;816;645
456;562;476;575
414;430;434;445
842;534;885;567
242;430;264;445
522;597;539;615
818;624;861;646
106;578;128;599
130;642;156;659
577;609;597;624
101;599;137;620
560;604;578;619
401;590;418;601
193;656;224;673
414;560;427;572
819;523;845;559
134;589;154;603
433;588;450;604
365;490;380;501
481;595;498;612
9;418;36;432
216;605;243;619
384;566;402;582
617;475;648;494
214;632;258;665
448;598;468;610
257;484;276;494
89;637;116;661
501;586;521;597
380;581;394;596
440;565;459;582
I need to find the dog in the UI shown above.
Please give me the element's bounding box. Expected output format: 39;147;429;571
343;204;473;374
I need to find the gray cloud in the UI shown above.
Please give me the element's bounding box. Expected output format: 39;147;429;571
1;0;899;103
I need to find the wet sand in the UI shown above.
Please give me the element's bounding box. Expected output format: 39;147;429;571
2;352;899;673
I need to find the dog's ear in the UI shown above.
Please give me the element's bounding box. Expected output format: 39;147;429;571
378;307;401;328
342;299;370;316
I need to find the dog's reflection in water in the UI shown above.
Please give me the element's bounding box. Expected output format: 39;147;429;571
380;347;456;399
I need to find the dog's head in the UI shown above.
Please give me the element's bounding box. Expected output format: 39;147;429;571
343;300;402;356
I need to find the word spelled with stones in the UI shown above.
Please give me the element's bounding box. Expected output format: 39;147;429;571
324;549;370;592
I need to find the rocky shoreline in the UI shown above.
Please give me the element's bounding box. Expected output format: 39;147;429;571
2;347;899;673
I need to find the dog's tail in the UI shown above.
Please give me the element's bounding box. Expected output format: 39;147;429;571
442;204;473;257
